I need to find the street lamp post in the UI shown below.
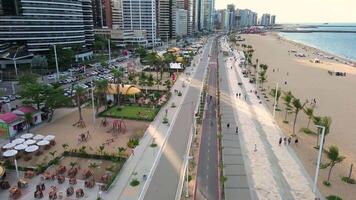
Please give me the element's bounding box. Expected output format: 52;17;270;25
108;38;111;67
313;125;326;198
90;79;96;127
53;44;60;81
273;83;279;118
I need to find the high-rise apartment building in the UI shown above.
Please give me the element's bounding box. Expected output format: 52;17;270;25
112;0;123;29
226;4;235;31
0;0;92;52
92;0;113;29
271;15;276;25
260;13;271;26
238;9;257;28
120;0;157;44
176;9;188;36
157;0;176;41
82;0;95;47
176;0;193;35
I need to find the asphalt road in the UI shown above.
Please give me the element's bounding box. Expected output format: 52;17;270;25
143;37;214;200
195;38;219;200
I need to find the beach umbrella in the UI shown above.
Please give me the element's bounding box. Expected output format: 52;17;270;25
37;140;49;146
2;142;16;150
14;144;28;151
33;134;44;140
2;150;19;178
21;133;34;139
25;145;39;153
24;139;36;146
12;138;25;145
44;135;55;141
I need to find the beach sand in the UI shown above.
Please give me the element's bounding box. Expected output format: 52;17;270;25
240;33;356;199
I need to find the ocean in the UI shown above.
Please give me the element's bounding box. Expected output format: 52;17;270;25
279;23;356;61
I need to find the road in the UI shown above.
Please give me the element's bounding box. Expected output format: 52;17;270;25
195;38;219;200
142;37;215;200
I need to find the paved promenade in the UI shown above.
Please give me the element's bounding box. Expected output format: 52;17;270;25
220;37;317;200
114;37;214;200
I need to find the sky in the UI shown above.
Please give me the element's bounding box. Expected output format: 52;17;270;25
216;0;356;23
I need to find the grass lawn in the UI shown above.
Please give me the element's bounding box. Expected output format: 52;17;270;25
102;105;160;121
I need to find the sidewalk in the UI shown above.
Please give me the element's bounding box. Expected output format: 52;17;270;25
108;42;210;200
220;38;316;200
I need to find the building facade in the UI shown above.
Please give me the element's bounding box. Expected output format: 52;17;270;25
176;9;188;36
0;0;92;53
271;15;276;25
121;0;157;45
158;0;176;41
238;9;257;28
260;13;271;26
91;0;112;29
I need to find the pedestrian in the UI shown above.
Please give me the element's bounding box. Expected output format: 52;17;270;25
254;144;257;152
227;123;230;128
279;137;282;146
236;93;238;97
288;137;291;145
236;126;238;134
284;81;287;85
165;109;168;117
283;137;287;145
295;138;299;146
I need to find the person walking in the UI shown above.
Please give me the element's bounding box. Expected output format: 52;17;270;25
288;137;291;145
283;137;287;145
235;126;239;134
295;138;299;146
227;123;230;128
279;137;282;146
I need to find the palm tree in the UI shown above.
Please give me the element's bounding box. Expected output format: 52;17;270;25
49;151;57;159
282;91;294;122
24;113;33;132
324;145;345;184
117;147;127;160
97;145;105;155
303;107;315;129
258;70;267;89
292;98;307;135
62;143;69;151
94;79;109;112
69;161;77;169
73;86;86;128
112;69;124;107
269;87;281;109
146;52;163;86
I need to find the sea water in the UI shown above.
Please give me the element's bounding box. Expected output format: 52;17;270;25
279;23;356;61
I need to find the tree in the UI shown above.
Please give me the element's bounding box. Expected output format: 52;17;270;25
31;55;48;70
303;107;315;129
43;86;70;122
135;46;148;59
269;87;281;109
324;145;345;184
62;143;69;151
48;45;75;70
112;69;124;107
69;161;77;169
19;82;46;110
282;91;294;122
73;86;86;128
117;147;127;160
18;73;38;85
49;151;57;159
291;98;307;135
97;145;105;155
94;79;109;112
145;52;163;86
24;113;33;133
258;70;267;89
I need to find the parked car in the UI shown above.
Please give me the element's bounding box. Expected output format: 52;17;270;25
48;74;56;80
0;96;10;103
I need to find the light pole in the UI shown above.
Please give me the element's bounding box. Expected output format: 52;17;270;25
313;125;326;198
52;44;60;81
90;79;96;127
108;38;111;67
12;47;19;78
272;82;279;118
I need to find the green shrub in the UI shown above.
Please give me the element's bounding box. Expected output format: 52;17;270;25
341;176;356;184
127;138;140;149
130;179;140;187
326;195;342;200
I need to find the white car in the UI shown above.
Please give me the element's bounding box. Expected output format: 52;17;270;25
48;74;56;80
0;96;10;103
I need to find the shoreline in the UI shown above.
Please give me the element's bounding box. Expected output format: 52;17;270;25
238;33;356;200
273;32;356;67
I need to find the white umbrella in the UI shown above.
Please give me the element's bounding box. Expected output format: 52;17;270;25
14;144;28;151
2;143;16;149
44;135;55;141
12;138;25;145
3;149;18;157
2;150;19;178
24;139;36;145
21;133;34;139
25;145;39;153
37;140;49;146
33;134;44;140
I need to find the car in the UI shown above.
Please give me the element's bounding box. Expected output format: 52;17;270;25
0;96;10;103
48;74;56;80
7;95;16;101
15;95;21;99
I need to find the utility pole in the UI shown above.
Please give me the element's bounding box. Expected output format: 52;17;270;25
108;38;111;67
273;83;279;118
53;44;60;81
